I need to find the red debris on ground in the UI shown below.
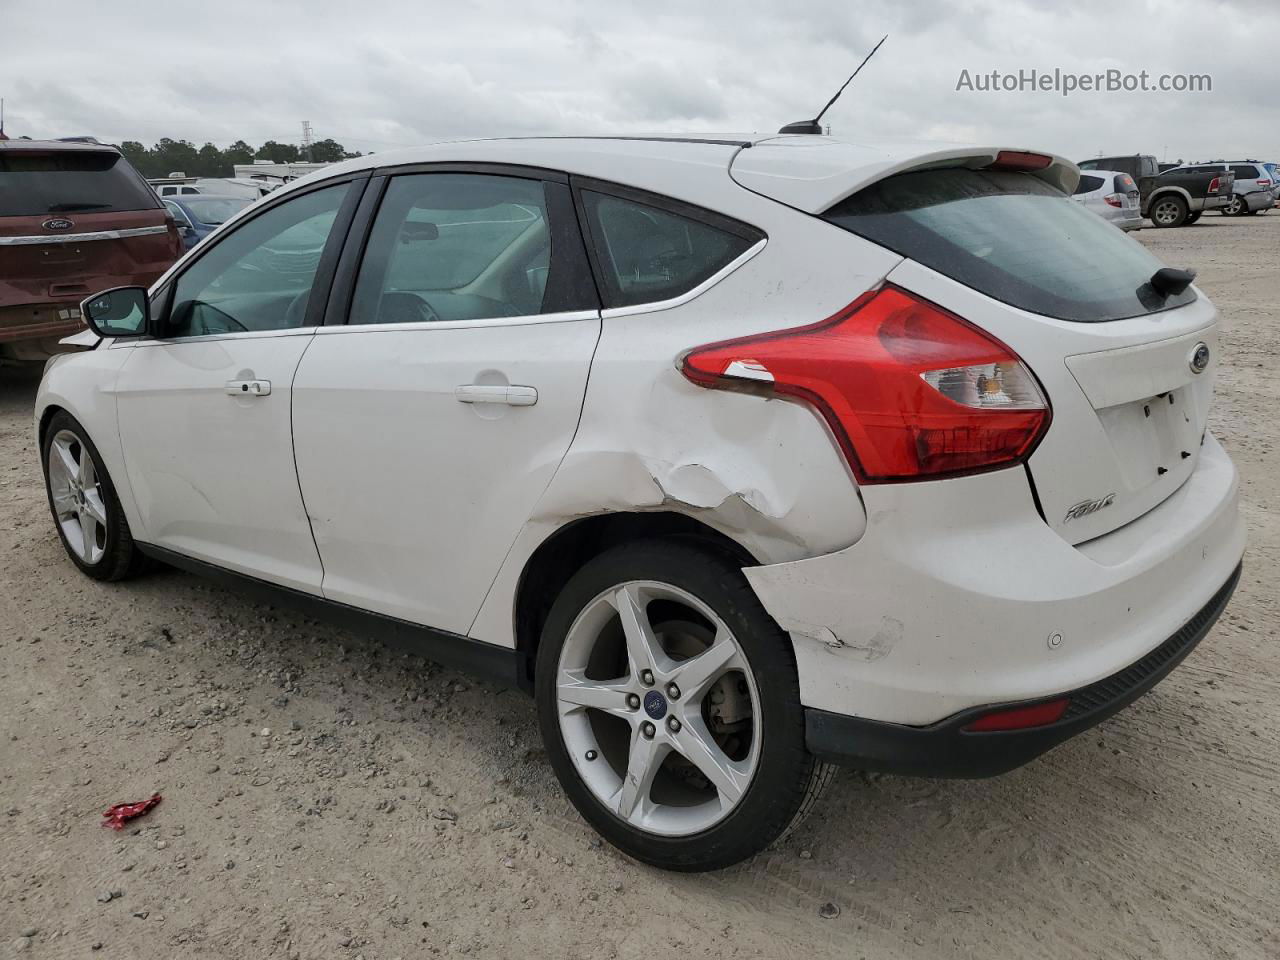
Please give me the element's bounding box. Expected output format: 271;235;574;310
101;793;162;830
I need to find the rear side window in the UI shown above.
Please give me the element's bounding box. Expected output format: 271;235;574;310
0;150;158;216
581;190;761;308
825;168;1196;322
1230;165;1259;179
1073;175;1104;194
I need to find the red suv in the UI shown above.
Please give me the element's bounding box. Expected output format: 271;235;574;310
0;140;183;362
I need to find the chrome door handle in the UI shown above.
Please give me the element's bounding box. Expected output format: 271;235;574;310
454;384;538;406
225;379;272;397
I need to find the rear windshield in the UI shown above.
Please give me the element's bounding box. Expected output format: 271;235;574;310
0;150;159;217
825;169;1196;322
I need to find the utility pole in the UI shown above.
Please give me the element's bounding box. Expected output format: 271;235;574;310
301;120;314;163
0;98;7;141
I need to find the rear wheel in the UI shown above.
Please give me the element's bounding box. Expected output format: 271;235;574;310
1150;195;1189;227
1224;195;1245;217
1185;211;1202;224
42;411;144;581
535;540;828;871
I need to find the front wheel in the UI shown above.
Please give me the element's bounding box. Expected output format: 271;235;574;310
42;411;144;581
535;541;829;871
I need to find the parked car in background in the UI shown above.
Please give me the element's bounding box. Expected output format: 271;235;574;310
37;135;1243;870
1070;170;1143;230
1180;161;1275;216
1078;154;1233;226
152;177;274;200
162;195;253;250
0;139;183;365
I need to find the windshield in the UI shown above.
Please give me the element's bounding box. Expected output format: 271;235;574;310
183;196;252;225
825;168;1196;322
0;150;159;217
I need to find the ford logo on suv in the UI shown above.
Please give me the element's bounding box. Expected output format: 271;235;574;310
42;218;75;231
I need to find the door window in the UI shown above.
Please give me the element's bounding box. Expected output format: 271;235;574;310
580;191;760;308
349;173;561;324
166;183;350;337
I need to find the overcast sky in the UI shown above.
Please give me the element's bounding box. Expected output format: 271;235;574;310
2;0;1276;164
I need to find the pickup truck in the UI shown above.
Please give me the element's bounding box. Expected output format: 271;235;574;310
1078;154;1234;227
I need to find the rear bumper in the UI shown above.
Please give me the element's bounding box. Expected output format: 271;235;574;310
0;303;87;345
1202;195;1231;211
745;433;1244;726
805;563;1240;776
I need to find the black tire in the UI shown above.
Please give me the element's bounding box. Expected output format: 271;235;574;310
535;539;828;872
41;410;145;581
1224;195;1245;217
1149;194;1189;228
1185;211;1202;224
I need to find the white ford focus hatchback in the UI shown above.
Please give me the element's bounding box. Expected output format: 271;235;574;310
37;135;1244;871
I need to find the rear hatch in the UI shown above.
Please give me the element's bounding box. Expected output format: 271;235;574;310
733;142;1215;544
0;146;180;310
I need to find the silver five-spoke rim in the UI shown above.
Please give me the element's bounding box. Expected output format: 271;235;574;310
557;581;762;837
47;429;107;565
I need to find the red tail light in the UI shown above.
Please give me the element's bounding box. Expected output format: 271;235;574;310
1258;179;1272;187
681;286;1051;483
1104;194;1124;208
1208;176;1221;193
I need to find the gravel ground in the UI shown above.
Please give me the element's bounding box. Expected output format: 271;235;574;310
1;213;1277;960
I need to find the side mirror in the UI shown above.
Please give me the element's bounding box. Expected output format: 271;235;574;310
80;287;150;339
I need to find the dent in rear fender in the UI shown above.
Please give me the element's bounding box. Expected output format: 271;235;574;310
526;375;869;561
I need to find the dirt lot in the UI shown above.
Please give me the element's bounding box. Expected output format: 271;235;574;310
2;214;1277;960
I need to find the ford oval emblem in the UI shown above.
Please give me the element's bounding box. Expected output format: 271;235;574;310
1189;342;1210;375
43;218;75;231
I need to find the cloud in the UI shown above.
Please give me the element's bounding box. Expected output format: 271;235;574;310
0;0;1275;163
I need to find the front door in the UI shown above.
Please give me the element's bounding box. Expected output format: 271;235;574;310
291;170;600;633
115;180;360;592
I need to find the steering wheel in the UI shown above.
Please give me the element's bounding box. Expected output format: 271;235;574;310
378;292;441;324
283;291;311;328
184;301;248;335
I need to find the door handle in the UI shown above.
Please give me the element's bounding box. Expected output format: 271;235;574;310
225;379;272;397
454;384;538;406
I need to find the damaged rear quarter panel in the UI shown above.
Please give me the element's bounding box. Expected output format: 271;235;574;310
467;205;903;648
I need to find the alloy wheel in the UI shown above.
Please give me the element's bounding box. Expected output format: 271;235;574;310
47;428;108;565
1153;200;1180;225
555;581;761;837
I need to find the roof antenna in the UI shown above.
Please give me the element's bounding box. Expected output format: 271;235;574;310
778;35;888;135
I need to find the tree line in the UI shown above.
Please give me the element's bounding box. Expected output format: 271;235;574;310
119;138;363;179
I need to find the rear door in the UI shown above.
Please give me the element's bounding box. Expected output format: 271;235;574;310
291;168;600;634
823;166;1216;544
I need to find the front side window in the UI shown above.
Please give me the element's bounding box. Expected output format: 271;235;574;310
826;168;1196;322
167;182;349;337
350;173;555;324
582;191;759;308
